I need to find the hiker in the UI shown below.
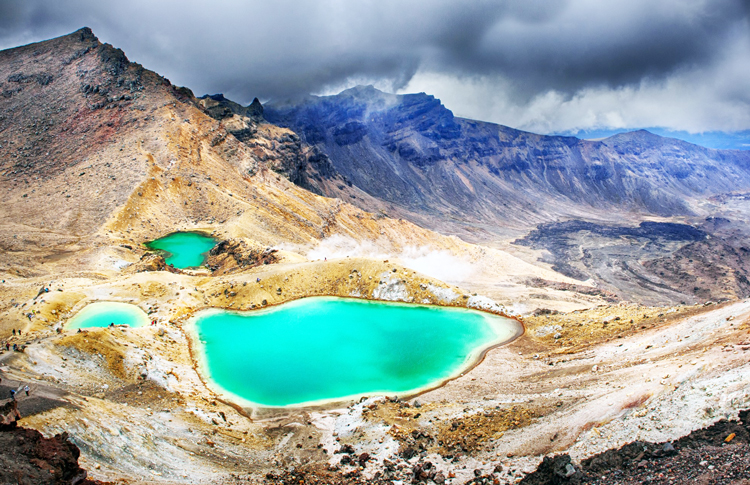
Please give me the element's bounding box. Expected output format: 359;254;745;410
10;389;16;400
12;329;15;336
24;385;29;396
17;329;21;336
257;277;261;283
4;343;8;351
12;344;17;351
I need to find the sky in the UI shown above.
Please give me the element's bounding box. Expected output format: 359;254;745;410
1;0;750;141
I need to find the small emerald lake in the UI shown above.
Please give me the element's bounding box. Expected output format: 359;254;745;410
189;297;521;408
145;231;217;269
66;302;149;329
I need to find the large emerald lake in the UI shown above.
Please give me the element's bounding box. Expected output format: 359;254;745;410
144;231;217;269
189;297;520;407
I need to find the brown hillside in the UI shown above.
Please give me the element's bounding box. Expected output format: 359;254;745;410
0;28;477;277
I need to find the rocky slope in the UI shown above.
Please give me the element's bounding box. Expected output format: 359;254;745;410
264;407;750;484
265;86;750;239
518;408;750;484
0;29;482;280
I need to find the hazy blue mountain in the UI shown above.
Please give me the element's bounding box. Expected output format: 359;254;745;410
265;86;750;238
558;128;750;151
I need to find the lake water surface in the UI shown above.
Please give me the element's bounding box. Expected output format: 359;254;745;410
190;297;520;407
66;302;150;329
145;231;217;269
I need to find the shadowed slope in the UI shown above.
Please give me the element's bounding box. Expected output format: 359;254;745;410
265;86;750;239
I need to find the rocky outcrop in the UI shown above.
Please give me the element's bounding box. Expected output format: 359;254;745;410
247;97;263;118
126;253;180;274
0;428;104;485
0;399;22;429
197;93;264;122
205;238;278;275
0;399;105;484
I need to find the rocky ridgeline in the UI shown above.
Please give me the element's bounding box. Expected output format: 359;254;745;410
0;26;216;242
0;26;397;263
197;92;344;195
0;27;170;181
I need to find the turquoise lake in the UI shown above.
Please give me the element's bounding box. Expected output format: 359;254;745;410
189;297;520;407
145;231;217;269
66;302;150;329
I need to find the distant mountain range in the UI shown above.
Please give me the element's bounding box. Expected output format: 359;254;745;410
262;86;750;239
557;127;750;151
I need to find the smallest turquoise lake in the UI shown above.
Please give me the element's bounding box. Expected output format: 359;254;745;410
145;231;217;269
66;302;150;329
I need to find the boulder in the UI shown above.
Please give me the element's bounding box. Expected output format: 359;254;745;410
0;399;21;429
0;413;106;484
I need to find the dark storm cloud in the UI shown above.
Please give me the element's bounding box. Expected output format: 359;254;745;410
0;0;749;132
447;1;744;91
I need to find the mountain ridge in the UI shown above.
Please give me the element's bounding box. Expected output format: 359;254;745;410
264;85;750;239
0;28;475;276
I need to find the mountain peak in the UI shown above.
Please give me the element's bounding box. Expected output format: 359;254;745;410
335;84;394;103
340;84;380;95
627;129;659;138
602;128;713;152
197;93;265;120
74;26;98;42
0;26;100;59
605;129;658;141
248;97;264;117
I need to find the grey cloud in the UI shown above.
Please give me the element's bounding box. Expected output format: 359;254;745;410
0;0;748;132
426;0;747;96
